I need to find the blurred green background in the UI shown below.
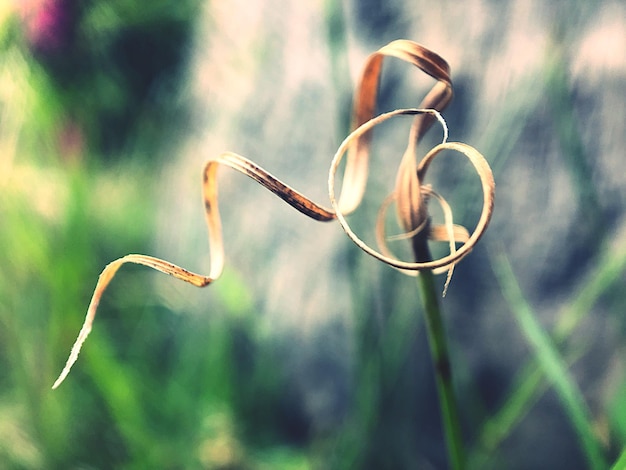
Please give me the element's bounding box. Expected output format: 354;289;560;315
1;0;625;469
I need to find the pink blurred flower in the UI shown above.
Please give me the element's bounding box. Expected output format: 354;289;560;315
17;0;75;54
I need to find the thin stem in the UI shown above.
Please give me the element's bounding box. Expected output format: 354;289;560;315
413;236;465;470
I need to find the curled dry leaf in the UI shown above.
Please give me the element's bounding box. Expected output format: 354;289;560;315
52;39;495;389
329;112;495;273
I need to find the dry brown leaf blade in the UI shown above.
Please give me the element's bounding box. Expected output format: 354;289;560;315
53;154;343;389
395;141;427;234
52;254;213;389
340;40;453;214
53;40;493;389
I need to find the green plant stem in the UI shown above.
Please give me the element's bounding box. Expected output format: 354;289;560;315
413;238;465;470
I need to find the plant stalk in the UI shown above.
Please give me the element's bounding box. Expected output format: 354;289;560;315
413;237;465;470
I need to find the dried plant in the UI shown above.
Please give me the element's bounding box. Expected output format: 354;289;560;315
52;41;495;466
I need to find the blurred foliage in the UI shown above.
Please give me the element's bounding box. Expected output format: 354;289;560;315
0;1;311;468
8;0;200;160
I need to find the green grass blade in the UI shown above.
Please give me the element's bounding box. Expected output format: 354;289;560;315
472;342;589;468
554;242;626;342
491;251;606;470
476;361;544;454
474;240;626;461
611;448;626;470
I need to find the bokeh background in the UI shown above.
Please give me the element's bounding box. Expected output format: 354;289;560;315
1;0;625;468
